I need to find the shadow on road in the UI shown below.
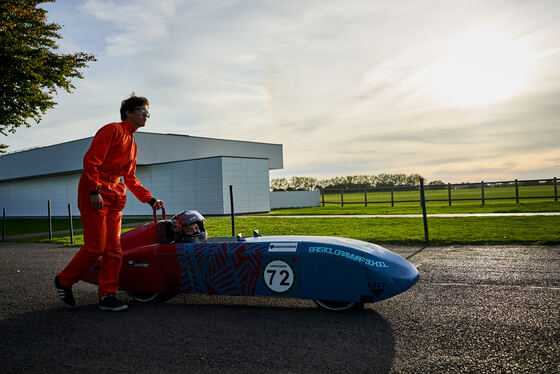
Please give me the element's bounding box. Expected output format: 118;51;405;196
0;298;395;373
405;245;428;260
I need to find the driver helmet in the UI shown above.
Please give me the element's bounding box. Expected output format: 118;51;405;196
171;210;207;243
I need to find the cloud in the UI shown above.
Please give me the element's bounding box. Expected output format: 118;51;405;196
5;0;560;184
80;0;182;55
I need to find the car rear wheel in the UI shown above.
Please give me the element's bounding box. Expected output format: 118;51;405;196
313;300;364;312
127;291;175;303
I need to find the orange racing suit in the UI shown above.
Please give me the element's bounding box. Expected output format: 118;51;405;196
58;120;154;297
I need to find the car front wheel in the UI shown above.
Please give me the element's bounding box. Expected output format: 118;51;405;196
313;299;364;312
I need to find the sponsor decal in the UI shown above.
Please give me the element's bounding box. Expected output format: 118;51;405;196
127;260;149;268
369;281;386;289
262;259;295;293
176;242;266;296
308;246;389;268
369;281;386;298
269;243;298;253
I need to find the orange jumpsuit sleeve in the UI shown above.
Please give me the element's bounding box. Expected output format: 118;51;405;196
81;125;115;193
123;154;153;204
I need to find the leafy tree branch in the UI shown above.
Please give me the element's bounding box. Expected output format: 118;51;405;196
0;0;96;153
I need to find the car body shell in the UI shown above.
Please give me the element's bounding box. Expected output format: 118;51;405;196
81;221;420;305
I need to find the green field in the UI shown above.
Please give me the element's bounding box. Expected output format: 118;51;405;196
268;201;560;215
321;185;558;206
205;216;560;245
4;214;559;246
272;184;560;215
1;194;559;245
0;217;146;237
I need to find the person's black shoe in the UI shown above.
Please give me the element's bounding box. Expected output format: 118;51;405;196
99;294;128;312
54;275;75;307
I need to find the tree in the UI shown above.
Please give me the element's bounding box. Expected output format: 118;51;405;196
428;180;445;185
377;173;409;187
288;176;318;191
405;173;424;185
0;0;95;153
270;178;289;191
275;173;427;190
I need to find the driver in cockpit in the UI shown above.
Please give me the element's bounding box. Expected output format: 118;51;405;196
171;210;208;243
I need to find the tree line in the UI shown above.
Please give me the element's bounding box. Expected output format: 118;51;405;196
271;174;446;191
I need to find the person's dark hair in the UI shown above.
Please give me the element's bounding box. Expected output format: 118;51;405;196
120;93;149;121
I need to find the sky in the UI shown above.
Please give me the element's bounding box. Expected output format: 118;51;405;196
4;0;560;183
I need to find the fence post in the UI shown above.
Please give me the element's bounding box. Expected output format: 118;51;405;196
2;208;5;241
481;181;485;206
68;203;74;244
448;183;452;206
391;187;394;207
321;189;325;207
515;179;519;203
364;190;368;207
554;177;558;202
229;185;235;237
420;178;429;242
341;190;344;207
48;200;53;240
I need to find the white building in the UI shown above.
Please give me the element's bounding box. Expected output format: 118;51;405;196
0;132;283;217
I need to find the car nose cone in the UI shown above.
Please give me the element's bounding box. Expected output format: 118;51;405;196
367;249;420;300
392;259;420;294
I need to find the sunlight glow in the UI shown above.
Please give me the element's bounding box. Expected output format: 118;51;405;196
426;26;535;106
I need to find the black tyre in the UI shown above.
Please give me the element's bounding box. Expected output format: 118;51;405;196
127;291;175;303
313;299;364;312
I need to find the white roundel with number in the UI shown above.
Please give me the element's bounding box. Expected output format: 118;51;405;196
263;259;295;293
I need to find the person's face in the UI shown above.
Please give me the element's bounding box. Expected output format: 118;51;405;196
125;104;149;129
182;223;201;235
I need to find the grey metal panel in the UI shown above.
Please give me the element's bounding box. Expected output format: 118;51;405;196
0;174;81;217
0;132;282;182
221;158;270;214
134;132;282;169
270;191;321;209
0;138;90;182
122;157;226;216
0;156;271;216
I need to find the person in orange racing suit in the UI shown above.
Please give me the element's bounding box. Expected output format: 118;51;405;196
54;94;164;312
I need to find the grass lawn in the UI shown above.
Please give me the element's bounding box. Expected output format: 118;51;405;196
321;184;559;208
267;201;560;215
12;215;560;246
207;216;560;245
2;199;559;246
0;217;147;237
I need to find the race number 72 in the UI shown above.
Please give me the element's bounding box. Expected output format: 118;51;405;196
263;260;295;293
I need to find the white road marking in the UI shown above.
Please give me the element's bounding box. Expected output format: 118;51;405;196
431;282;560;291
249;213;560;218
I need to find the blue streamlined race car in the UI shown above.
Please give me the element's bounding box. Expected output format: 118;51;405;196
82;212;420;311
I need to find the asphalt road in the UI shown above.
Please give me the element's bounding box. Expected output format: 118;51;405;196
0;242;558;373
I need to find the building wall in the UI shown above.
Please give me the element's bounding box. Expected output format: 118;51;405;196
0;157;270;217
221;158;271;214
270;191;321;209
0;174;80;217
135;132;282;169
0;132;282;182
